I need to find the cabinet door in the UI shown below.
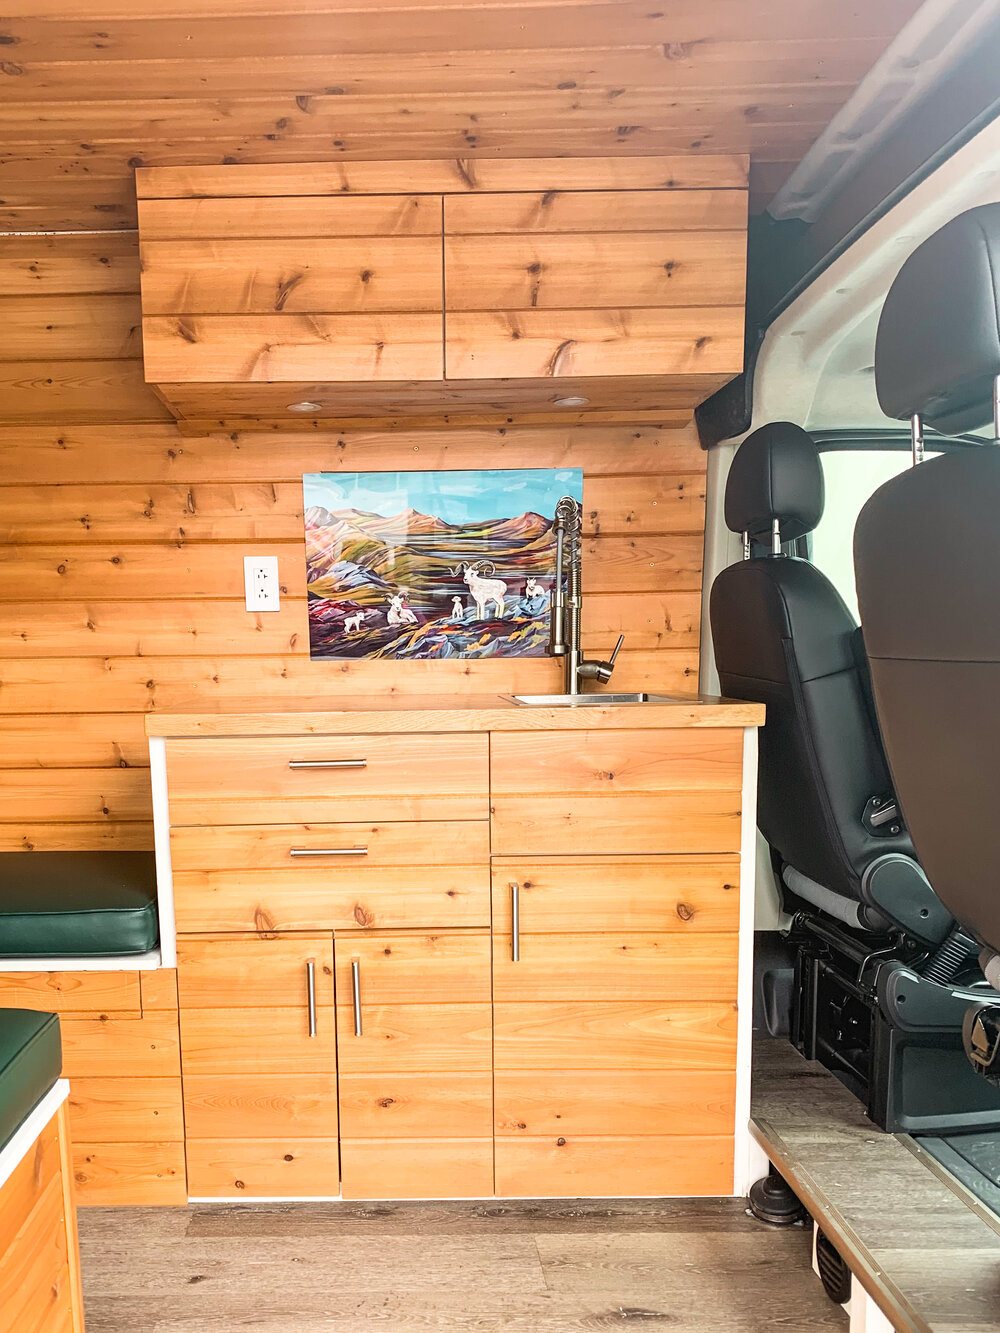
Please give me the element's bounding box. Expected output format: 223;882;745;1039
444;189;745;381
177;934;338;1198
335;930;493;1199
140;192;446;384
491;861;737;1198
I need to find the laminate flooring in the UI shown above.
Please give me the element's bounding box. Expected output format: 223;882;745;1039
78;1196;846;1332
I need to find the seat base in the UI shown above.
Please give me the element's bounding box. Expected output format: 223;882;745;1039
790;913;1000;1133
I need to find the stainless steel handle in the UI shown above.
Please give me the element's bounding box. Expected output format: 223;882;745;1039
351;960;362;1036
289;847;368;858
306;959;317;1037
608;632;625;666
511;881;520;963
288;759;367;769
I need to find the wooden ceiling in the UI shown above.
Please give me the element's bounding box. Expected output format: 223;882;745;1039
0;0;924;233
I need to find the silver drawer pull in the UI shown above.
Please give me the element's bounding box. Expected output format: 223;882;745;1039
289;847;368;858
306;959;317;1037
288;759;367;770
351;960;363;1037
511;881;520;963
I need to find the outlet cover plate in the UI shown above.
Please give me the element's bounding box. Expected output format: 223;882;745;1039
244;555;281;612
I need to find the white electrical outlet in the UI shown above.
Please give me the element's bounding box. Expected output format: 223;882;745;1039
244;556;281;612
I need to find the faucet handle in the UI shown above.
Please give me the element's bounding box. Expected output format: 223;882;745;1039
578;634;625;686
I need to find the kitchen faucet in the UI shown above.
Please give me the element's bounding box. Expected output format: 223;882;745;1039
549;495;625;695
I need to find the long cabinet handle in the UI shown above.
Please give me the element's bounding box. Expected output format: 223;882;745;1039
351;960;363;1037
511;881;520;963
288;759;367;769
289;847;368;858
306;959;317;1037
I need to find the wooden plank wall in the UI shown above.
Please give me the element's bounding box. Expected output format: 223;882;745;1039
0;228;708;854
0;0;923;228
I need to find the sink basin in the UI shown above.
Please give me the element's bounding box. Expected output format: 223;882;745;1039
504;692;693;706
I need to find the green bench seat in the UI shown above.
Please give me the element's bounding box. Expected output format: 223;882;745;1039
0;1010;61;1150
0;852;159;958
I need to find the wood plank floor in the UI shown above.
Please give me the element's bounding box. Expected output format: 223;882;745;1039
78;1197;847;1331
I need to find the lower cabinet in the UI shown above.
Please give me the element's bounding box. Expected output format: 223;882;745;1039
177;933;340;1198
335;930;494;1199
491;857;740;1197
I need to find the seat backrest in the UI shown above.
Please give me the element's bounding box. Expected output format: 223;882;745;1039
857;202;1000;953
711;422;919;908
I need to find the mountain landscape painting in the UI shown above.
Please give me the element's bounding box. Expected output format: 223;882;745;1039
303;468;583;660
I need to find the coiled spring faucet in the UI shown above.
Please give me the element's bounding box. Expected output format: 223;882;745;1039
549;495;624;695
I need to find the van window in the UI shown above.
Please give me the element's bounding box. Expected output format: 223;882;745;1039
810;448;941;618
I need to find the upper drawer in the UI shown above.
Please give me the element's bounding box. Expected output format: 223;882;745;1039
490;729;744;856
165;733;489;825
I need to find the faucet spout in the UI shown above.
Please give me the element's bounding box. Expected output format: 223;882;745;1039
548;497;622;695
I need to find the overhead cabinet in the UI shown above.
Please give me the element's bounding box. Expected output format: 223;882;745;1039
135;156;748;428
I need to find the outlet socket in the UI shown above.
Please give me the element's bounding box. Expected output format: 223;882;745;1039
244;555;281;612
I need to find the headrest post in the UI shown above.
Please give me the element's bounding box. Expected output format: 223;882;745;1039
910;412;925;467
771;518;782;555
993;374;1000;443
741;531;750;561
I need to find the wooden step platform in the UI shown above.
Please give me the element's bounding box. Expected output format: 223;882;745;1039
752;1038;1000;1332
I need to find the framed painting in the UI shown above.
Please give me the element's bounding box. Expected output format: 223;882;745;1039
303;467;583;660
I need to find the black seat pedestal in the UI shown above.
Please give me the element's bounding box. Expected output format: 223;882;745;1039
791;913;1000;1133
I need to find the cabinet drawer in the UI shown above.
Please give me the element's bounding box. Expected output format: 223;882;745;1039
490;729;743;855
0;970;140;1018
493;1001;737;1071
165;733;488;825
172;864;489;934
492;857;739;934
493;932;738;1003
170;820;490;873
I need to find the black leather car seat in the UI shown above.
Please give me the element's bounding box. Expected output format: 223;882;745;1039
856;202;1000;1080
711;421;948;944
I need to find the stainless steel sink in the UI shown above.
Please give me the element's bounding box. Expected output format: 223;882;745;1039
504;692;694;706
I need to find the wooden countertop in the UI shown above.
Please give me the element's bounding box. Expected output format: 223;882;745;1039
145;692;764;738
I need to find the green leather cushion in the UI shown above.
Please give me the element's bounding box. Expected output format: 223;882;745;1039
0;852;159;958
0;1010;61;1150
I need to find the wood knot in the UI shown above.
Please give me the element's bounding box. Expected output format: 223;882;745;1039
556;1137;566;1147
676;902;694;921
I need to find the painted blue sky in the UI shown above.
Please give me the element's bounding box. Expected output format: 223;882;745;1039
303;467;582;527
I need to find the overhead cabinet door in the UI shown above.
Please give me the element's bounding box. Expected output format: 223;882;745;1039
443;189;746;381
140;192;446;384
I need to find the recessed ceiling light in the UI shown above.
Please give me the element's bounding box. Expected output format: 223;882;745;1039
286;400;323;413
553;396;589;408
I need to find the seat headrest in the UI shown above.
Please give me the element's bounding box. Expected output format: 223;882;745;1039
875;203;1000;435
724;421;824;543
